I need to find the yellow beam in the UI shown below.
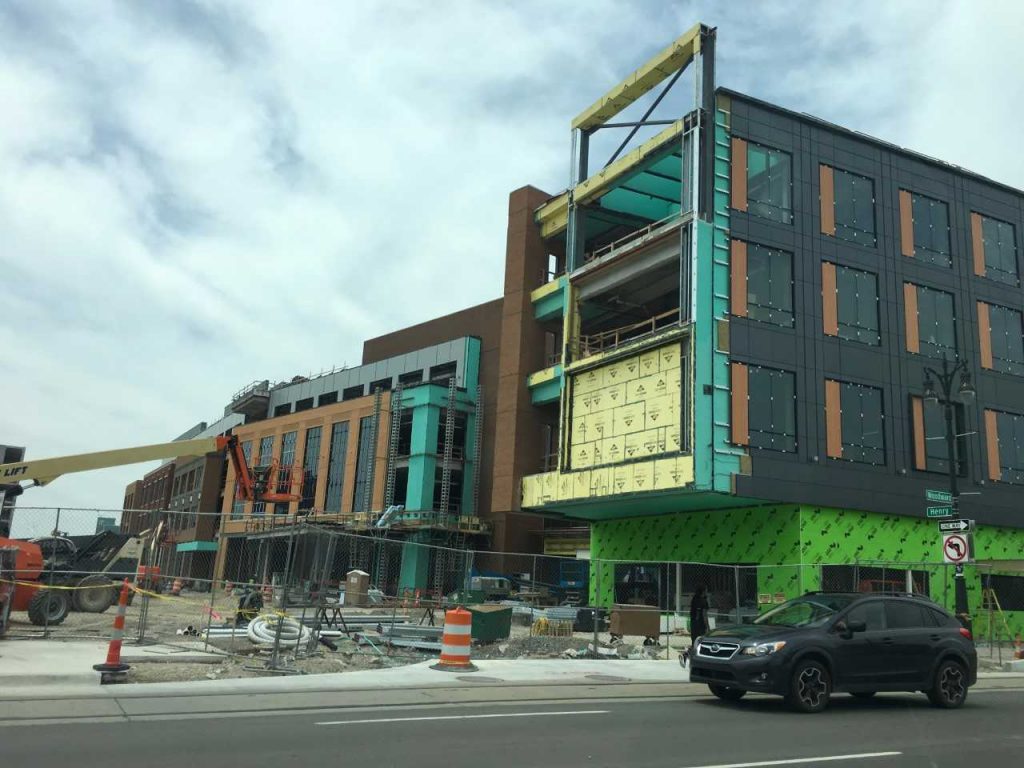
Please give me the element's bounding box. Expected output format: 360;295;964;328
536;119;684;239
572;23;702;131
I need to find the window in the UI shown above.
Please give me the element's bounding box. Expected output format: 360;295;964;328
398;370;424;387
436;409;468;458
916;286;956;359
323;422;349;512
989;304;1024;376
747;143;792;224
393;466;409;507
884;601;930;629
844;601;885;632
746;243;794;326
994;411;1024;484
835;265;880;345
369;377;392;393
253;436;274;517
317;391;338;407
295;397;314;413
273;403;291;417
301;427;322;510
920;400;966;475
432;467;463;514
980;216;1019;285
910;193;951;267
277;431;298;509
396;411;413;456
342;384;364;401
839;382;885;465
833;169;876;246
352;416;376;513
748;366;797;452
429;362;457;386
230;439;252;519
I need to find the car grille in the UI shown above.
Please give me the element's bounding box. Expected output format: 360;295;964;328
696;641;739;660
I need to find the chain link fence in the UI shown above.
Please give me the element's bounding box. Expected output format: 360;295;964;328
2;507;1022;665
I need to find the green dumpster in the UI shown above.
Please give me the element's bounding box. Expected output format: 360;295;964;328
468;604;512;643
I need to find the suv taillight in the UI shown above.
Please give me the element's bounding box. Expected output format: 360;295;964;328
959;627;972;641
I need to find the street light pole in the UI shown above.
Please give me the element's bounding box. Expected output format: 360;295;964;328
922;355;974;631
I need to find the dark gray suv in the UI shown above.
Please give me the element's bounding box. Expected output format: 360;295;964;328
688;592;977;712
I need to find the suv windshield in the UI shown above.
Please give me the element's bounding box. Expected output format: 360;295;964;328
753;595;856;628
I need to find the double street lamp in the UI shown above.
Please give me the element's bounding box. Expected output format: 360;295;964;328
922;355;975;628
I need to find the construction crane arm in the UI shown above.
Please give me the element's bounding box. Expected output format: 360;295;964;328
0;436;230;495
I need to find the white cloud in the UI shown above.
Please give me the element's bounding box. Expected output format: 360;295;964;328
2;0;1022;529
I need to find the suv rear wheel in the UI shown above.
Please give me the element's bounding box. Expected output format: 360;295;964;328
708;684;746;701
787;660;831;713
927;660;968;709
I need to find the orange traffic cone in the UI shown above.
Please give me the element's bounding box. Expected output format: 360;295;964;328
431;606;476;672
94;579;131;683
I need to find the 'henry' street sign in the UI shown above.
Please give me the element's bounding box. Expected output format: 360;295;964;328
926;505;954;519
926;489;953;503
938;519;973;533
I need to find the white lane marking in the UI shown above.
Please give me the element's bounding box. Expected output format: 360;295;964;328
317;709;608;726
682;753;902;768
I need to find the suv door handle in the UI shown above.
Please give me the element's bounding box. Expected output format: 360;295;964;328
930;634;942;642
881;637;894;645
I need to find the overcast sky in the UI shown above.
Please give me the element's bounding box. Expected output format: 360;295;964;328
3;1;1022;532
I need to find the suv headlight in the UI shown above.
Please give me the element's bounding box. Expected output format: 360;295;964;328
740;641;786;656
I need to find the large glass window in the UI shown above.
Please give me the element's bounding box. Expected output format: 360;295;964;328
833;169;876;247
840;382;885;465
885;602;931;629
748;366;797;452
994;411;1024;484
917;286;956;359
989;304;1024;376
981;216;1019;285
276;431;297;511
323;422;350;512
747;143;792;224
352;416;376;513
836;265;880;345
300;426;322;510
911;193;951;267
252;436;274;517
921;401;966;476
746;243;794;327
230;440;252;520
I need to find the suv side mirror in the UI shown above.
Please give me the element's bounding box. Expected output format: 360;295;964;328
847;620;867;633
836;619;867;639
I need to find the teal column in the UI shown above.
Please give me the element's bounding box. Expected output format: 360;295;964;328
460;405;476;516
398;534;432;592
405;404;439;511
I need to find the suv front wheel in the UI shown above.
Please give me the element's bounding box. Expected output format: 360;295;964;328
927;660;968;709
708;684;746;701
787;660;831;713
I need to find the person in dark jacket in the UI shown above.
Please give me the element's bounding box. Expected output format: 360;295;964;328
690;585;709;640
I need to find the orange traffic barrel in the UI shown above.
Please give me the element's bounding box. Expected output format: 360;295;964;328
431;606;476;672
94;579;131;683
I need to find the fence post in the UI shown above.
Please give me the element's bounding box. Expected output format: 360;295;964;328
733;565;741;625
591;559;601;659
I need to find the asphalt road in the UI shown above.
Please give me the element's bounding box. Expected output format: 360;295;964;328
2;688;1022;767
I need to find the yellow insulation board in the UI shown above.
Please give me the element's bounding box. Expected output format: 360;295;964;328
520;455;695;508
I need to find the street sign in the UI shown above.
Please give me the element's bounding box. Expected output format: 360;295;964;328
927;505;955;518
938;519;973;533
926;489;953;503
942;533;970;564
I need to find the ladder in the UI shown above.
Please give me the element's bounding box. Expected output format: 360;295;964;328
470;384;483;517
361;387;383;514
383;384;404;508
982;588;1013;645
439;378;457;520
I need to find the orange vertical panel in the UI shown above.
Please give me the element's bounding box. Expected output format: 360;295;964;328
899;189;914;257
912;396;927;471
984;410;1001;481
819;164;835;236
904;283;920;353
971;212;986;277
731;137;748;211
730;240;748;317
731;362;749;446
978;301;993;370
825;379;843;459
822;262;838;336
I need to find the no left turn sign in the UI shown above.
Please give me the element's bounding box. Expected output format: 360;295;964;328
942;533;969;564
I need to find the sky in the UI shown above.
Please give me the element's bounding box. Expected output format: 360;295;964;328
2;0;1023;533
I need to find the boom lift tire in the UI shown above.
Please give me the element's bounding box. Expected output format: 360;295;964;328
73;576;115;613
27;589;70;626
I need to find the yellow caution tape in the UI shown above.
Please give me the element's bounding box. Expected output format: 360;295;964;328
0;577;122;591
